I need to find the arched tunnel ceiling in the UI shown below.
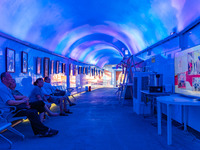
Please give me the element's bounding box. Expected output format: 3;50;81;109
0;0;200;68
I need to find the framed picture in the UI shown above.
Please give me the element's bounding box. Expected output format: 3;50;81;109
88;66;91;76
36;57;42;75
83;67;85;74
44;57;50;77
6;48;15;73
73;65;76;76
56;61;59;74
91;69;94;76
69;63;72;76
85;67;88;75
62;63;66;74
78;67;81;74
59;63;62;73
21;51;28;73
51;60;54;74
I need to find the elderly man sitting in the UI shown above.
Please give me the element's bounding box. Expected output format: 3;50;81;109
42;77;73;114
0;72;58;137
43;77;76;106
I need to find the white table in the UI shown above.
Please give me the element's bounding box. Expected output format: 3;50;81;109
157;94;200;145
141;90;170;115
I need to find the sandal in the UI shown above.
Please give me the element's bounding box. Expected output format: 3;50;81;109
69;103;76;106
60;112;68;116
64;110;73;114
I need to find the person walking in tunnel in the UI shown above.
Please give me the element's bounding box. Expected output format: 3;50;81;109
0;72;58;137
42;77;74;113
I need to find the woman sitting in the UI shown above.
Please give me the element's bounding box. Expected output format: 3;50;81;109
29;78;68;121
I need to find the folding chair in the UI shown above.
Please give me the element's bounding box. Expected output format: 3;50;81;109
67;88;76;100
0;106;26;148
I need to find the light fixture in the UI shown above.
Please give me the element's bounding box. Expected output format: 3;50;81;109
125;50;129;55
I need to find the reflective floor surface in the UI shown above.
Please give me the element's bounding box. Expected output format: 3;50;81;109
1;88;200;150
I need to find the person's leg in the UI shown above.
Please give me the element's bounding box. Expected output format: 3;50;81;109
66;96;72;105
58;98;69;116
39;112;45;122
30;101;45;113
63;97;73;114
65;96;76;106
49;96;68;116
63;97;67;112
59;98;63;113
44;104;59;116
14;109;51;135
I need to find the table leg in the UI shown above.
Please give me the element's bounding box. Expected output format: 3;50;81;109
167;104;172;145
157;101;161;135
183;106;187;131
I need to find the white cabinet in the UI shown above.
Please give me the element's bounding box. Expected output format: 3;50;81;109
133;72;152;114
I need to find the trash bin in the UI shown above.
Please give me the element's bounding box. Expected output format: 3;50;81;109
85;86;89;92
88;86;91;91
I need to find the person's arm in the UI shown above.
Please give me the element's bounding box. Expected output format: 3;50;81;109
13;95;27;100
7;98;27;106
43;95;48;102
36;94;48;102
36;95;43;101
51;85;60;92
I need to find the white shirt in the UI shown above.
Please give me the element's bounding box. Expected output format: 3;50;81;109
42;82;56;95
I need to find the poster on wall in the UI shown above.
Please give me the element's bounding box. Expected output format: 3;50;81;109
62;63;66;74
88;66;91;76
73;64;76;76
174;45;200;97
78;67;81;74
6;48;15;73
85;67;88;75
56;61;59;74
94;68;95;76
51;60;54;74
98;70;100;78
59;62;62;73
69;63;71;75
44;57;50;77
70;64;73;75
83;67;85;74
36;57;42;75
21;51;28;73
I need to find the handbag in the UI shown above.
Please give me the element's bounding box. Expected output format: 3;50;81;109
52;90;66;96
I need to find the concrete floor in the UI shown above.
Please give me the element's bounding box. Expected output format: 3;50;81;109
1;88;200;150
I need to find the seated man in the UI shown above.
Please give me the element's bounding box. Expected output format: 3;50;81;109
42;77;75;111
0;72;58;137
43;77;76;106
9;78;59;122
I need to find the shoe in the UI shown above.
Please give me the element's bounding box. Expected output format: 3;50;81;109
59;112;68;116
64;110;73;114
69;103;76;107
48;129;59;136
39;128;58;137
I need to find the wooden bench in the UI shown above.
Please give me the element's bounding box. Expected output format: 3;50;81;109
0;106;26;149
